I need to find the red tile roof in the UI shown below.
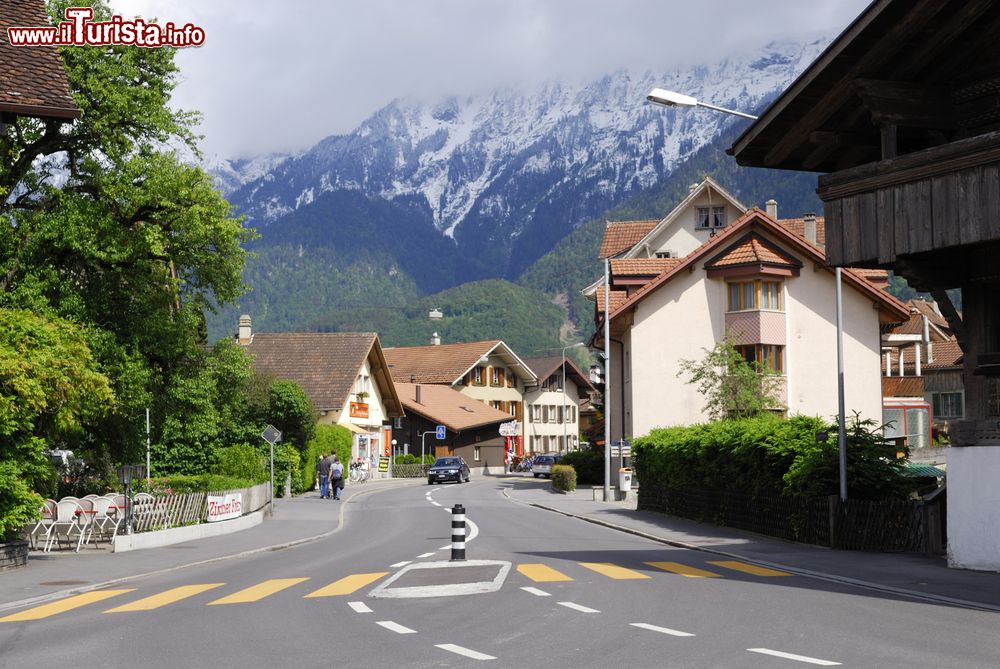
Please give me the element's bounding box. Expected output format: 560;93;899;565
594;285;628;315
777;216;826;246
924;339;963;370
609;257;681;277
243;332;402;416
598;220;659;259
0;0;80;120
705;235;800;268
394;383;512;432
384;340;500;384
522;356;596;393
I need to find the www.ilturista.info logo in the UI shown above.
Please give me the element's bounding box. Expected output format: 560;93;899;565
7;7;205;48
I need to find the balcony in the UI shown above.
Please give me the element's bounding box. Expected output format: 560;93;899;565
882;376;925;398
725;311;786;346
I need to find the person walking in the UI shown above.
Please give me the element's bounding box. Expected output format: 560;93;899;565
317;453;332;499
329;456;345;500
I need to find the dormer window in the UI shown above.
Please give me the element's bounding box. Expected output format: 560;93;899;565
728;280;783;312
697;206;726;229
655;251;673;258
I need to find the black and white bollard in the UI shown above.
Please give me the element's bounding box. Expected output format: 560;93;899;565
450;503;466;561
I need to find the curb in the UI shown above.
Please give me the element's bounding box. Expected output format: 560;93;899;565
0;478;424;615
502;487;1000;613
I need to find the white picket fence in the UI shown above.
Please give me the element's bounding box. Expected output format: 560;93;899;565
133;482;270;533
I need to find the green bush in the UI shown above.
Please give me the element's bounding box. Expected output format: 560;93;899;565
0;462;43;541
632;413;910;500
215;443;268;482
301;425;352;491
551;464;577;492
143;474;259;494
274;444;300;497
560;449;603;485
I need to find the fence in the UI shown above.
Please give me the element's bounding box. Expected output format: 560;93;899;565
132;481;270;533
638;485;937;553
389;464;430;478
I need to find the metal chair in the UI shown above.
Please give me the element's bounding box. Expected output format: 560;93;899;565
91;496;120;544
45;499;85;552
28;499;57;550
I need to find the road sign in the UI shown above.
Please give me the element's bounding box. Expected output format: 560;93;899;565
610;446;620;457
498;420;518;437
435;424;446;440
378;457;389;473
261;424;282;445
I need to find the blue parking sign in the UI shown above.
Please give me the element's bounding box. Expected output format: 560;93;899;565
435;425;446;440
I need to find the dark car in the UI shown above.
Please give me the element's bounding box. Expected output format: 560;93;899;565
427;456;471;484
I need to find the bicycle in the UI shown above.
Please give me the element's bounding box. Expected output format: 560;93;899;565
349;462;370;483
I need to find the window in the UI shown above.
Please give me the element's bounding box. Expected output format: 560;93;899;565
491;367;504;386
727;280;783;312
655;251;673;258
473;366;485;386
932;392;964;419
474;446;481;461
557;405;564;423
506;369;516;388
353;374;370;395
508;402;518;417
697;206;726;229
736;344;784;373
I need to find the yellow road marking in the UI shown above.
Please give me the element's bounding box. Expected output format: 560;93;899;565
207;578;310;605
708;561;791;577
517;564;573;582
645;561;721;578
0;590;135;622
304;573;388;598
105;584;225;612
579;562;650;580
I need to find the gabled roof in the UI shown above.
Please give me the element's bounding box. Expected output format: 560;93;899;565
243;332;403;416
610;257;681;277
0;0;80;120
384;340;537;385
622;176;747;259
598;220;659;259
777;217;826;247
924;339;964;370
910;300;950;331
522;356;596;394
594;285;628;315
704;233;801;269
394;383;512;432
609;208;910;324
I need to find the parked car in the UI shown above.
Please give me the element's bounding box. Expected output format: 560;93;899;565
427;456;471;484
533;454;561;478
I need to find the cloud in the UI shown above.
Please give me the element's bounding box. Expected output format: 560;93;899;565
110;0;869;158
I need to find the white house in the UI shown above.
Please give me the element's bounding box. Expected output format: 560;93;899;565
522;356;596;454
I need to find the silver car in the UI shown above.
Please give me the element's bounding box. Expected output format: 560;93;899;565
532;454;561;478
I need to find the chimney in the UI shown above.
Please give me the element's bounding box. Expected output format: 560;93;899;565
430;332;441;346
689;183;698;194
415;384;422;405
923;315;934;364
803;213;817;245
238;314;252;345
766;199;778;219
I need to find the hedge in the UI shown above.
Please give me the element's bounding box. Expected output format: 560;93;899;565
301;425;352;491
559;449;603;485
551;464;577;492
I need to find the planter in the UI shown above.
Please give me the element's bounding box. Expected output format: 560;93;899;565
0;540;29;571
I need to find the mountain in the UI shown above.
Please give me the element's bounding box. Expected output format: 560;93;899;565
207;37;834;344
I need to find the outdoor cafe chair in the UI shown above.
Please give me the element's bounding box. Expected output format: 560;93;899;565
75;498;98;549
90;496;120;544
45;499;85;552
28;499;57;550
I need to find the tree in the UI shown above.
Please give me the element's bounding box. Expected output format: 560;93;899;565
677;336;783;421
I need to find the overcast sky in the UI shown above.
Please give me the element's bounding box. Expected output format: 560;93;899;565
108;0;871;159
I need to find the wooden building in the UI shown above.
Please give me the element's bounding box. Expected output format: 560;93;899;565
730;0;1000;570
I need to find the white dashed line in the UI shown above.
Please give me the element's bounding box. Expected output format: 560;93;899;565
390;561;412;568
417;552;436;558
431;501;441;506
348;601;372;613
747;648;841;666
435;644;496;661
557;601;600;613
439;545;452;550
520;587;551;597
376;621;417;634
629;622;694;637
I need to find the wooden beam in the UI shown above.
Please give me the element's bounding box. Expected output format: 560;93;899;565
855;79;957;130
930;289;967;354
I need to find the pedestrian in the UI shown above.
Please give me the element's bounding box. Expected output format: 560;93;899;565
329;456;345;500
317;453;332;499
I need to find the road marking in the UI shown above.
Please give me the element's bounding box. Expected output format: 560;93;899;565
747;648;841;666
629;622;695;637
517;563;572;582
390;561;412;568
304;573;388;598
371;560;511;599
417;552;436;558
557;601;600;613
435;644;496;660
207;578;309;605
377;620;417;634
579;562;650;580
645;561;720;578
348;601;372;613
105;584;225;612
709;561;791;577
0;590;135;622
431;501;442;506
520;587;551;597
439;544;452;550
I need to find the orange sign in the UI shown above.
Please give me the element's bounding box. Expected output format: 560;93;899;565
349;402;369;419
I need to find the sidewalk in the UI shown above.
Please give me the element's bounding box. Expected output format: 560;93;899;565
0;478;421;613
502;475;1000;612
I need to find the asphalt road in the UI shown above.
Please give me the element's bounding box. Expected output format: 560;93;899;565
2;478;999;668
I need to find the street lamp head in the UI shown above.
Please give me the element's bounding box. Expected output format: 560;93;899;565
646;88;698;109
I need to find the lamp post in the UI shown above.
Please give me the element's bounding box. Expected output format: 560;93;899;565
562;343;585;453
645;88;848;500
389;439;397;478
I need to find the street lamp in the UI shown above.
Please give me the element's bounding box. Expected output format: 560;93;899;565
645;88;848;500
562;343;585;453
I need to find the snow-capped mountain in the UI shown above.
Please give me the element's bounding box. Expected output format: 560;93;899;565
217;38;828;279
206;152;296;197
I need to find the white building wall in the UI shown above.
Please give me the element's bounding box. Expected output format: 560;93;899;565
643;195;744;258
948;447;1000;570
626;238;884;434
523;380;583;453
